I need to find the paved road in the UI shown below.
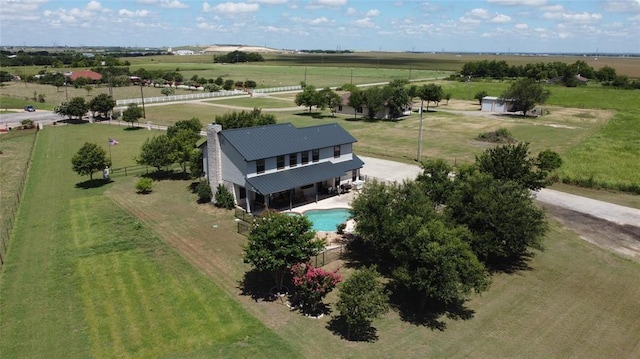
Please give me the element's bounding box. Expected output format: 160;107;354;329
359;155;640;228
0;110;61;129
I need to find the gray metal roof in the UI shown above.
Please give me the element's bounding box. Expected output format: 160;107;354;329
246;155;364;194
220;123;358;161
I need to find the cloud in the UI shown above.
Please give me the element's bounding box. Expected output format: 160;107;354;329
308;16;330;25
138;0;188;8
353;17;376;28
486;0;547;6
543;11;603;23
252;0;288;4
311;0;347;6
86;1;103;11
460;8;489;23
203;2;259;14
346;7;356;15
366;9;380;17
263;25;290;33
515;23;528;29
603;1;640;13
491;14;511;23
119;9;150;17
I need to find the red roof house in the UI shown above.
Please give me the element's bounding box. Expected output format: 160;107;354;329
69;70;103;81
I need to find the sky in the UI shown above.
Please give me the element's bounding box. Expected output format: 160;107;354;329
1;0;639;53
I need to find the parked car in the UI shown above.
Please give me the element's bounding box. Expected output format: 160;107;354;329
24;105;36;112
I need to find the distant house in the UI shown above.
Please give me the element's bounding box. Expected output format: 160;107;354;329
202;122;364;212
173;50;195;56
481;96;514;113
334;92;412;120
68;70;103;82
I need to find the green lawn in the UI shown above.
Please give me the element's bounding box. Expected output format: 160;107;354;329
0;125;299;358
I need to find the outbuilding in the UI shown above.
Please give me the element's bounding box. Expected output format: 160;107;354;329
481;96;514;113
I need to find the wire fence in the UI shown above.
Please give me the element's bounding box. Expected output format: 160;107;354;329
115;85;302;107
0;128;39;267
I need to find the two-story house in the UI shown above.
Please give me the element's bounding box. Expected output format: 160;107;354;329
202;122;364;212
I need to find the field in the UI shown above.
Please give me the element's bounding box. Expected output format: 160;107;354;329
2;124;639;358
0;125;299;358
2;54;640;357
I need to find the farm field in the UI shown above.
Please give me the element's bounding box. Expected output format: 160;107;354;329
2;124;639;358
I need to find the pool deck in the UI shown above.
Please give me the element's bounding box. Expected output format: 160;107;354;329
280;190;356;214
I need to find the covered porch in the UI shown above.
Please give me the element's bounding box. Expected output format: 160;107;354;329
236;157;363;214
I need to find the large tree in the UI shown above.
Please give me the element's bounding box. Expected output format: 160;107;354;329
71;142;111;180
416;158;455;207
476;142;560;191
418;83;444;112
137;134;173;170
335;266;389;340
167;118;202;173
88;93;116;119
122;103;144;127
362;86;386;120
55;96;89;120
318;87;342;117
499;78;550;116
213;108;276;129
383;82;410;120
294;85;320;112
346;88;364;119
446;170;548;267
391;217;490;312
243;210;324;292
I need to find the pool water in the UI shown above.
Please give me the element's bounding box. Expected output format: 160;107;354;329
303;208;351;232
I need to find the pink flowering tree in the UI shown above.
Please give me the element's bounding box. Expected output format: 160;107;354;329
291;262;342;315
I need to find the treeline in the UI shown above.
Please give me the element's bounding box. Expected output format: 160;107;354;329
213;51;264;63
457;59;640;89
0;51;129;67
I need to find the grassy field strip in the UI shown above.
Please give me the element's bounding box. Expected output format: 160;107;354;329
559;109;640;190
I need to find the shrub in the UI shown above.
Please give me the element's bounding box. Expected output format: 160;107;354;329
196;180;212;203
20;119;35;129
135;178;153;194
291;262;341;316
476;128;516;143
336;222;346;234
214;184;234;209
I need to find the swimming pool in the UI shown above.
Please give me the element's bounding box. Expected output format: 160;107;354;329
302;208;351;232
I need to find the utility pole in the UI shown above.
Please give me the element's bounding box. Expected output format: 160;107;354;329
140;81;146;119
350;68;353;85
417;98;424;161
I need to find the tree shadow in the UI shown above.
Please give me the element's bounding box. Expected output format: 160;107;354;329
485;252;534;274
238;269;281;303
327;316;379;342
124;126;143;131
294;112;334;119
75;178;112;189
188;181;199;194
142;170;189;181
59;118;89;125
391;286;475;330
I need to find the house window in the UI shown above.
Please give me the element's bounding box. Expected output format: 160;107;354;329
239;187;246;199
256;159;265;174
334;145;341;158
338;105;343;111
289;153;297;167
301;151;309;165
312;149;319;162
277;155;285;170
352;170;358;181
356;107;363;113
